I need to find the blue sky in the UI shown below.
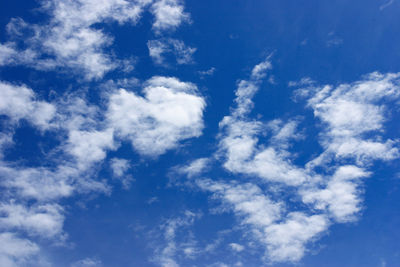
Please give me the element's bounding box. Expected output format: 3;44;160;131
0;0;400;266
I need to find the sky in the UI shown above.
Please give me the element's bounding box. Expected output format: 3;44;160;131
0;0;400;266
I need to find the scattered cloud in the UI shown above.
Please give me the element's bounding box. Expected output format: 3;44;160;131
151;0;190;33
175;158;210;178
0;0;192;79
151;211;200;267
71;257;103;267
148;38;196;66
176;60;400;263
0;75;205;265
110;158;134;189
198;67;216;78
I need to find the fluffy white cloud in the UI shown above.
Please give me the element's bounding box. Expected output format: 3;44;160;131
302;72;400;166
1;0;152;79
197;180;282;227
65;129;116;169
1;0;193;78
300;165;371;222
217;59;308;186
264;212;328;262
107;76;205;157
197;179;328;263
0;203;64;239
0;81;56;129
151;0;190;32
0;232;39;267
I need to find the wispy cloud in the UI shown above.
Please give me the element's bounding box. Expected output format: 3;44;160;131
380;0;395;10
174;59;400;263
148;39;196;66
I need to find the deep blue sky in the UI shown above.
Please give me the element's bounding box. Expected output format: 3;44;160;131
0;0;400;266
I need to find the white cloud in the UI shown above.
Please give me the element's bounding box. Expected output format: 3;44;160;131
0;203;65;239
1;0;194;78
303;72;400;166
197;180;282;228
148;39;196;66
197;179;328;263
169;39;196;65
229;243;244;252
175;158;210;178
0;232;39;267
198;67;216;77
300;165;371;222
185;60;400;264
148;40;169;65
110;158;133;189
107;76;205;157
65;129;116;169
71;257;102;267
151;0;190;32
1;0;152;79
217;59;308;186
264;212;329;262
0;81;56;129
0;73;206;265
152;211;200;267
0;164;76;201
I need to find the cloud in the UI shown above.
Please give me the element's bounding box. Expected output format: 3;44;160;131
0;81;56;129
1;0;193;79
0;203;65;239
264;212;329;262
0;0;153;79
65;129;116;170
302;72;400;167
196;179;328;263
217;59;308;186
175;158;210;178
107;76;206;157
71;257;102;267
229;243;244;252
110;158;133;189
151;0;190;32
174;59;400;263
0;232;39;267
300;165;371;222
0;70;208;264
198;67;216;77
152;211;200;267
380;0;395;10
148;39;196;66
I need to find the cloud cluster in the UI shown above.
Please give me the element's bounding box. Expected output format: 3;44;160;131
0;75;205;265
0;0;190;79
177;60;400;263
